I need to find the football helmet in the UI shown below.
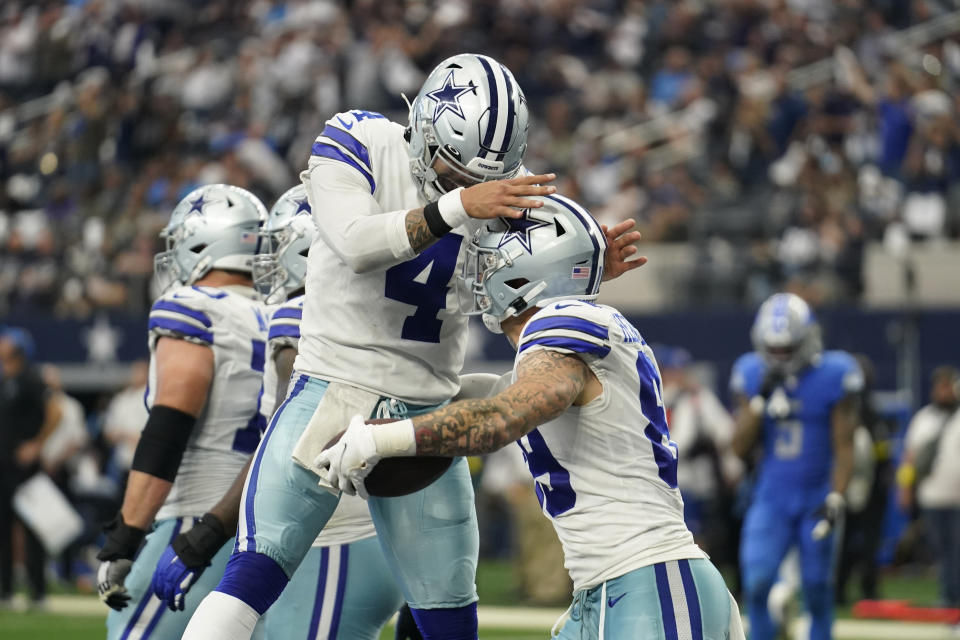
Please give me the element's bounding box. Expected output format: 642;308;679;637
460;194;607;333
407;53;529;201
154;184;267;294
252;185;316;304
751;293;823;375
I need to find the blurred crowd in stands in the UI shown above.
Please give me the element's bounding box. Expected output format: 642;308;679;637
2;0;960;317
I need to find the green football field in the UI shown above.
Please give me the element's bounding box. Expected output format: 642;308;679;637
0;563;952;640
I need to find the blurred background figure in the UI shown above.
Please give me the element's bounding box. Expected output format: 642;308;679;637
0;327;62;609
659;345;743;568
897;366;960;608
835;354;897;605
100;359;148;488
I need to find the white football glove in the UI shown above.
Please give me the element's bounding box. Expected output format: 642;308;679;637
315;414;380;499
97;558;133;610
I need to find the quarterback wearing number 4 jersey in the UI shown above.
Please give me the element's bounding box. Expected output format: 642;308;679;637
185;53;640;640
321;195;745;640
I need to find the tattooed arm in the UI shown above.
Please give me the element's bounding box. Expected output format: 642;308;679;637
404;208;438;253
411;349;592;456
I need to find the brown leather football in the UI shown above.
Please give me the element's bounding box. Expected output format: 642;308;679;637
323;418;452;497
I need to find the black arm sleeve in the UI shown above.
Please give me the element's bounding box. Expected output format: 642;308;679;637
130;405;196;482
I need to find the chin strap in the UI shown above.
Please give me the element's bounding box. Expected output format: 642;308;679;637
483;281;549;334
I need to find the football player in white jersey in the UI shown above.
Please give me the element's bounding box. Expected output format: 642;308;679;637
151;186;415;640
184;53;642;640
95;184;269;640
320;195;746;640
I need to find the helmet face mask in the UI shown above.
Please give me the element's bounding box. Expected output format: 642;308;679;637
458;195;606;334
408;54;529;202
751;293;823;376
154;184;267;295
252;185;316;305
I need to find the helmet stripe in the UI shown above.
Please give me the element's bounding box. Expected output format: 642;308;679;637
496;62;516;162
476;56;501;159
544;194;604;296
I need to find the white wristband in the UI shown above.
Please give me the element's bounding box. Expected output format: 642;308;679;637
370;418;417;457
438;187;470;228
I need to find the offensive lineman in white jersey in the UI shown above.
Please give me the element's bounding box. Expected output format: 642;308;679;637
184;53;642;640
151;186;414;639
95;185;269;640
321;195;745;640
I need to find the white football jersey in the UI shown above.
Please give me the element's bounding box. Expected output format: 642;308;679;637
512;300;705;592
266;295;376;546
297;109;489;404
146;285;268;520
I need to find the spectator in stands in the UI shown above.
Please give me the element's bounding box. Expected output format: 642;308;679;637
897;365;960;608
0;327;62;608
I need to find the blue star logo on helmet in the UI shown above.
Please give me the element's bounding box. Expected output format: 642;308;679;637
294;196;311;215
497;210;550;254
425;70;475;124
188;195;207;213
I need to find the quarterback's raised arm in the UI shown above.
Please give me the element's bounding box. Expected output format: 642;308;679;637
304;158;557;274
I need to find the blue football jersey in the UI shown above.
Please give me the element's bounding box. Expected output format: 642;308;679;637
729;350;863;493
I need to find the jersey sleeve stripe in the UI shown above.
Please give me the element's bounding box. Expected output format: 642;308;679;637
518;336;611;358
149;309;211;333
150;300;212;327
523;316;608;341
319;124;371;171
268;323;301;341
311;142;376;193
271;306;303;321
148;317;214;345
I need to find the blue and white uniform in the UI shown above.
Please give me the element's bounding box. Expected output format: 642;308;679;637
730;349;863;640
107;284;267;640
258;296;404;640
513;300;736;640
228;109;487;616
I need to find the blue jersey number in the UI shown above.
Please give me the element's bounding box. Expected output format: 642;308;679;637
232;339;266;454
518;430;576;517
384;234;463;343
636;351;678;488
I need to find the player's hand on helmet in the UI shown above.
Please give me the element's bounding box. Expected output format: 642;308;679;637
96;513;147;611
601;219;646;281
315;415;380;499
459;173;557;219
811;491;845;540
149;513;230;611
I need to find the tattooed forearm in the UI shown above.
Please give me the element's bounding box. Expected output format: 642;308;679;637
412;350;591;456
405;209;438;253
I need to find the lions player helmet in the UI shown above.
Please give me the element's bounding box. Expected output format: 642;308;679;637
252;185;316;304
407;53;529;201
751;293;823;375
460;195;606;333
154;184;267;294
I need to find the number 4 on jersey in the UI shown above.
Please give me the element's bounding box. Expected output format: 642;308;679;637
384;234;463;343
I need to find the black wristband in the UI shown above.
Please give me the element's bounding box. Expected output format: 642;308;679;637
172;512;230;568
423;201;451;238
97;512;147;561
131;404;196;482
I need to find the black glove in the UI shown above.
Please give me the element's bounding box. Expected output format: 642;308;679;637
150;512;230;611
96;513;147;611
750;369;784;415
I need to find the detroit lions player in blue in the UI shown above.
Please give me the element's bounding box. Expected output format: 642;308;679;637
95;184;268;640
730;293;863;640
183;53;643;640
320;195;744;640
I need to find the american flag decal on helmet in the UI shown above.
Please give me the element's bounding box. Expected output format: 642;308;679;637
572;265;591;279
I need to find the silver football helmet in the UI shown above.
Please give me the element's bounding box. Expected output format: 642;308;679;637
751;293;823;375
460;194;607;334
407;53;529;201
252;185;316;304
154;184;267;294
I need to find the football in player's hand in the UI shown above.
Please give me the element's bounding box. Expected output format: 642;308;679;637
324;418;452;497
